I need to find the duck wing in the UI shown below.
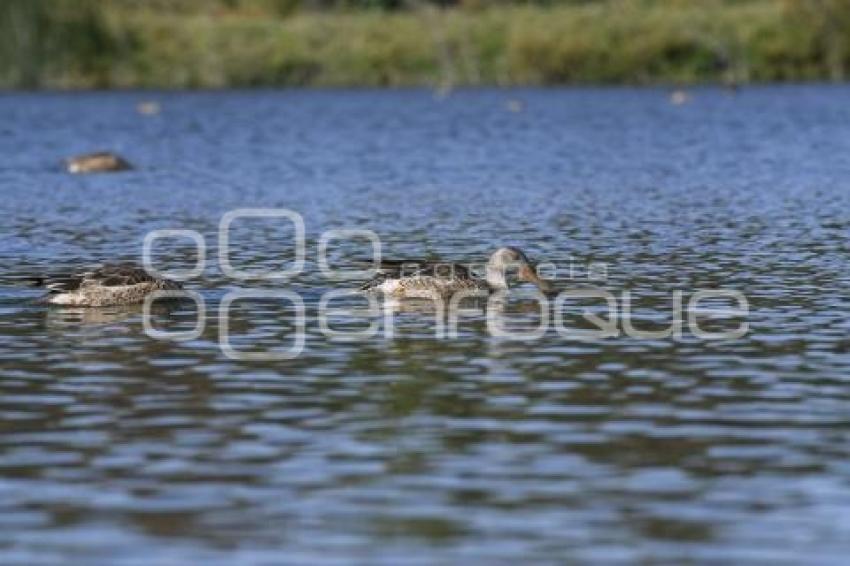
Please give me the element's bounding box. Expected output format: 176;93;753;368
84;264;164;286
359;259;477;291
35;263;176;294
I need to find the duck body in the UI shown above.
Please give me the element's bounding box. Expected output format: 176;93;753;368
66;152;133;174
361;260;490;300
360;247;552;300
35;264;181;307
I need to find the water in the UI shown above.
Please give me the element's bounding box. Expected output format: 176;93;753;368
1;86;849;564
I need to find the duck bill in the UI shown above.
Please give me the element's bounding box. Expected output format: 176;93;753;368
518;264;554;294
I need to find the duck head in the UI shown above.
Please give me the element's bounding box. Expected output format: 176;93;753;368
485;247;554;294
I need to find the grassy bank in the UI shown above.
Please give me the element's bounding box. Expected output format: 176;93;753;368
2;0;850;89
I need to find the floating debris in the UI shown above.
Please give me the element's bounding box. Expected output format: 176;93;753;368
670;89;690;105
506;98;525;113
137;101;161;115
65;152;133;174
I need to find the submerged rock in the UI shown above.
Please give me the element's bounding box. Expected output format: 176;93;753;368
65;152;133;174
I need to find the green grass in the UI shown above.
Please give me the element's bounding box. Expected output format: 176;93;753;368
2;0;850;89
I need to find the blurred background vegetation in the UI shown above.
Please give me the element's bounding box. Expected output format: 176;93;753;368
1;0;850;89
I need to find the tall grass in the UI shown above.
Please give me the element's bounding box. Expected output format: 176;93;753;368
1;0;850;89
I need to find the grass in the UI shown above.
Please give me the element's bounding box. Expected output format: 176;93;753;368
2;0;850;89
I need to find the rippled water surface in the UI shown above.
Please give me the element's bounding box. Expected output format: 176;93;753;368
1;87;849;564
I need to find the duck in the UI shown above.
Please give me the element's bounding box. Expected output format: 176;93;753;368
360;247;553;300
669;89;690;105
33;263;181;307
65;152;133;174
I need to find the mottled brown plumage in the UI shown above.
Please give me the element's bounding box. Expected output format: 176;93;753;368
65;152;133;174
36;263;181;307
360;247;552;300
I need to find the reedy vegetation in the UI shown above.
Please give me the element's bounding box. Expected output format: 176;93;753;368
2;0;850;89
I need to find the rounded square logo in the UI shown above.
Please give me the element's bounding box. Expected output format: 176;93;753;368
218;289;306;360
142;229;206;281
219;208;305;280
143;290;206;341
318;229;382;280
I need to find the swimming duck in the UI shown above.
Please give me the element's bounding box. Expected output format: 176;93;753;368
360;247;553;300
669;89;690;105
34;263;181;307
65;152;133;174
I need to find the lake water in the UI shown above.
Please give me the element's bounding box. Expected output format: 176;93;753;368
1;86;849;564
